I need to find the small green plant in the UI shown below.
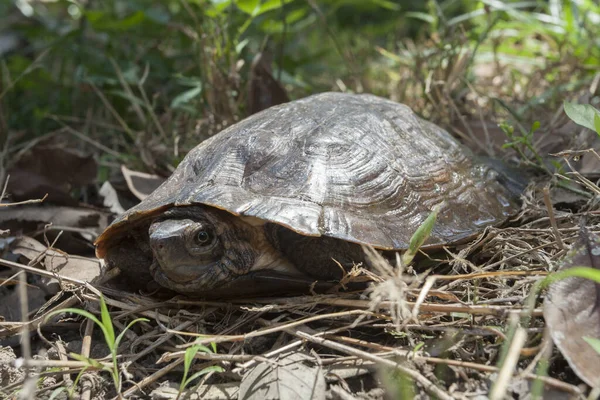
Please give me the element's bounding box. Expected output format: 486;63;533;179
412;341;425;357
47;366;90;400
500;120;545;168
176;342;224;400
45;296;148;397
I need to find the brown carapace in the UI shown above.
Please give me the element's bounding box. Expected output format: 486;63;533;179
96;93;522;296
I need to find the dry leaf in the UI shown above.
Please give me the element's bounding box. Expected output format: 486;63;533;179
11;236;102;293
7;140;97;205
0;205;111;238
121;165;165;201
543;228;600;388
150;382;239;399
99;181;126;214
247;52;290;115
239;352;326;400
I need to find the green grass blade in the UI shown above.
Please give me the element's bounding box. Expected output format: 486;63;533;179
401;204;440;266
114;318;149;349
184;366;225;388
69;353;107;370
45;308;109;345
99;297;116;348
541;266;600;288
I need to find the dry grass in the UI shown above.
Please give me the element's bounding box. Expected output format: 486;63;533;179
2;167;599;398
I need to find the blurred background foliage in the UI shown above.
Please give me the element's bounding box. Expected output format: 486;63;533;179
1;0;599;177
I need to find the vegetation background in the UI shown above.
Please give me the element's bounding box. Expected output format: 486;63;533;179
2;0;599;185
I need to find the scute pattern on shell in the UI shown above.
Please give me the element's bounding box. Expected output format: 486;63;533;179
96;92;519;256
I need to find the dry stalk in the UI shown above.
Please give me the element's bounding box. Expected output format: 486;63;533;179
489;326;528;400
80;318;95;400
294;330;454;400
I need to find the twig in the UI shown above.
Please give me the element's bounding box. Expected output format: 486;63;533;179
16;359;109;370
54;341;73;389
542;186;566;251
294;330;453;400
80;318;95;400
109;58;147;125
88;82;136;141
490;326;528;400
121;358;182;398
0;48;51;100
258;297;544;318
0;193;48;207
18;268;32;365
0;258;95;288
233;319;376;374
0;173;8;201
158;309;379;361
58;123;125;159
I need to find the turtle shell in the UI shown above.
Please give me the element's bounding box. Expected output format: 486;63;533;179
96;92;519;257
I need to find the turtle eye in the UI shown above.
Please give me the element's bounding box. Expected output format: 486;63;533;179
195;229;213;245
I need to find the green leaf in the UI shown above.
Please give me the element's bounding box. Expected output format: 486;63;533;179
99;297;115;349
171;86;202;108
86;10;146;32
254;0;295;16
236;0;260;15
180;347;196;391
404;11;436;24
498;122;514;136
206;0;233;17
563;101;600;132
69;353;107;370
180;344;218;391
530;120;541;132
184;366;225;387
583;337;600;354
235;0;293;17
401;204;440;265
114;318;149;349
370;0;401;11
541;266;600;289
412;342;425;353
594;113;600;136
45;308;110;342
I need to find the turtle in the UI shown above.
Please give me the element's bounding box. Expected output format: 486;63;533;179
95;92;523;296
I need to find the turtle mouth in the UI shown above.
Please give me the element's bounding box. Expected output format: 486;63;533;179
150;258;208;283
149;259;229;292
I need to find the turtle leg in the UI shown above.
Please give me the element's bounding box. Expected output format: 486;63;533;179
265;223;365;280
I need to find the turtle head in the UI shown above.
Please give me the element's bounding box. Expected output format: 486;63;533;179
104;205;325;296
147;206;258;293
